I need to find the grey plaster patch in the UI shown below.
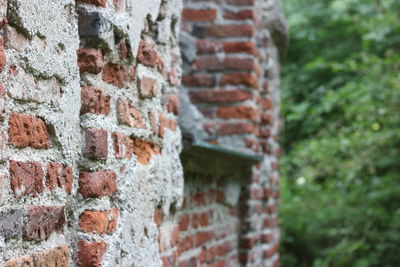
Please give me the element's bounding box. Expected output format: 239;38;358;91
178;89;206;141
0;208;25;241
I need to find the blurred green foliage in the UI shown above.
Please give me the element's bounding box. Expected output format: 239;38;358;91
279;0;400;266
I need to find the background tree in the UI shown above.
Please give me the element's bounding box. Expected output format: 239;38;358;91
279;0;400;266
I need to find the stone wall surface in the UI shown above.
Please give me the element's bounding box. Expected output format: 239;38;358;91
0;0;286;266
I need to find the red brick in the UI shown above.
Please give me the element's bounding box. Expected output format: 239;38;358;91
137;40;159;67
7;64;18;76
274;146;282;158
195;25;254;38
223;57;256;71
78;171;117;198
168;67;181;86
106;208;119;233
8;113;50;149
182;9;217;22
263;243;279;259
261;113;273;124
191;191;206;205
79;211;108;235
170;226;180;246
158;229;167;252
77;240;107;267
81;86;110;115
179;214;190;231
218;106;259;121
5;255;34;267
130;137;160;164
195;231;213;247
226;0;254;5
78;0;106;7
199;247;217;263
138;77;158;98
182;74;214;87
216;241;232;256
263;188;272;199
251;187;263;199
162;252;178;267
102;63;132;88
157;57;165;74
196;40;220;54
215;190;225;203
262;98;273;109
31;246;70;267
79;208;119;235
116;98;145;128
260;128;271;138
263;217;278;228
220;73;258;87
261;140;271;153
25;206;65;240
240;236;256;249
158;114;177;138
0;84;6;117
261;233;274;243
224;9;254;20
0;38;5;73
165;94;179;115
194;56;257;71
192;212;209;228
154;207;163;227
239;252;253;263
112;132;131;159
204;122;256;136
77;48;104;74
263;81;269;92
117;39;128;60
193;56;221;70
83;128;108;160
209;260;226;267
178;257;197;267
223;41;257;55
10;160;44;197
46;163;73;194
178;235;193;254
190;89;252;103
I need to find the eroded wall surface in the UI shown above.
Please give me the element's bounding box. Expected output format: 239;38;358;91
0;0;183;266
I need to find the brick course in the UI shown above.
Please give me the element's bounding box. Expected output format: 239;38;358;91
8;113;50;149
10;160;44;197
78;171;117;198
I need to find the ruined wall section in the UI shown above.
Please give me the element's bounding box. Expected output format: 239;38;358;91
0;0;81;265
179;0;286;266
0;0;185;266
75;0;184;266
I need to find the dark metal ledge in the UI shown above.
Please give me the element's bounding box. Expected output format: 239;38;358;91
182;133;263;166
186;140;263;165
181;133;263;181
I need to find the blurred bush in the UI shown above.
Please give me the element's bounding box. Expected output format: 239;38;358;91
280;0;400;266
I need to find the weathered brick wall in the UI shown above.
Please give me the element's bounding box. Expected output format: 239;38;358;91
0;0;286;266
1;0;184;266
178;0;286;266
156;159;246;267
